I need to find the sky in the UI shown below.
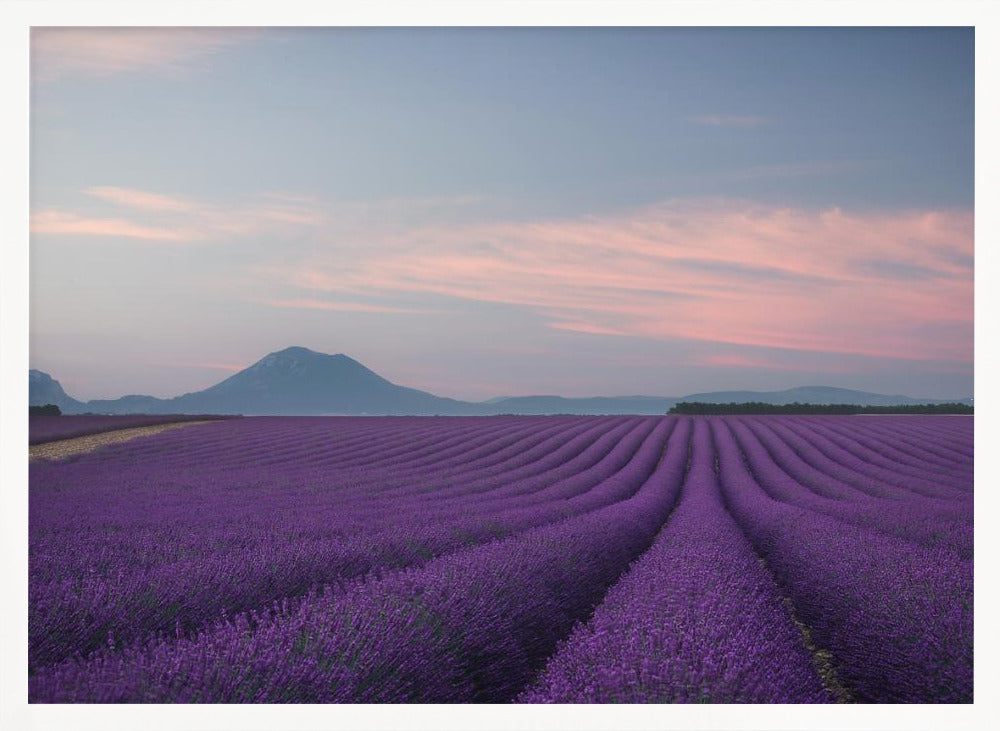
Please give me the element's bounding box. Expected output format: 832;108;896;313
29;27;974;401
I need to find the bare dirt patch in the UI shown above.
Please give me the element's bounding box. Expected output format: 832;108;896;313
29;420;216;462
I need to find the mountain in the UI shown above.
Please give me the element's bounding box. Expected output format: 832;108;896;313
29;370;84;411
49;347;478;416
481;386;975;414
488;395;679;415
677;385;970;407
30;348;972;416
166;347;478;415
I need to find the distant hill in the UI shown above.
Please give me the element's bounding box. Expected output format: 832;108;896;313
30;348;972;416
482;385;973;415
678;385;972;408
670;401;973;415
487;395;679;415
42;347;479;416
172;347;480;415
29;370;84;412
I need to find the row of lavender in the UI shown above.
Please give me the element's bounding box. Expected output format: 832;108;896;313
29;414;236;445
29;414;973;702
31;416;661;668
521;416;971;703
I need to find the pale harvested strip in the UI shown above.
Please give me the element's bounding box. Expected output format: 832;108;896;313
29;421;216;462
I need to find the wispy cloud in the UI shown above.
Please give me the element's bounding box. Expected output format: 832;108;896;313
173;361;246;372
262;299;431;315
29;210;193;241
265;199;972;364
31;188;490;244
692;352;851;374
85;186;197;212
32;28;262;82
31;187;328;243
33;185;973;366
850;257;960;282
547;320;631;337
691;114;770;127
256;208;329;226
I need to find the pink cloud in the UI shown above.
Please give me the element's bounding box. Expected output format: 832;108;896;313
257;207;329;226
85;186;197;212
30;210;192;241
262;299;430;315
270;199;972;364
32;28;262;82
174;361;246;372
34;186;973;367
33;187;329;242
692;353;852;374
547;320;632;337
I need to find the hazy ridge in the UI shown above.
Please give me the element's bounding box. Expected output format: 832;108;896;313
29;347;972;416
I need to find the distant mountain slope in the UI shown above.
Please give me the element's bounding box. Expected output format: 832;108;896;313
487;395;679;415
48;347;479;416
29;370;84;411
167;347;478;415
30;349;972;416
481;386;972;414
678;385;970;407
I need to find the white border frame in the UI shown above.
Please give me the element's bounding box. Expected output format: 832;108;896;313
2;3;996;730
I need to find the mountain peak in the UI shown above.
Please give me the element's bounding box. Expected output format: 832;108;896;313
29;369;82;409
249;346;359;373
273;346;325;357
170;345;468;415
264;346;357;361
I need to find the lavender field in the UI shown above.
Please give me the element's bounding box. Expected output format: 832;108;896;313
28;415;973;703
29;414;234;445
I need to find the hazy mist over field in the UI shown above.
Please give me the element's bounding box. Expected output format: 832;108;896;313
29;28;973;401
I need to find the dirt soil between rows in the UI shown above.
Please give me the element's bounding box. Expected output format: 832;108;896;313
29;420;215;462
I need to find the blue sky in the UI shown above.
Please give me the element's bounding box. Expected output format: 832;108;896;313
30;27;973;400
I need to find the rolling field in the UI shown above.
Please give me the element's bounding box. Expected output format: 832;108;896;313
28;415;973;703
29;414;234;445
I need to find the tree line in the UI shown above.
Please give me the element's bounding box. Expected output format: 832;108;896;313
668;401;973;415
